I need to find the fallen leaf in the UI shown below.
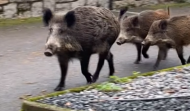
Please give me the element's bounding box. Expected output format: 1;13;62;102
65;102;72;106
88;108;95;111
164;89;176;94
175;75;182;78
19;94;32;100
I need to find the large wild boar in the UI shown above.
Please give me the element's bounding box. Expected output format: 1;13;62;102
142;15;190;69
43;6;120;91
116;7;170;64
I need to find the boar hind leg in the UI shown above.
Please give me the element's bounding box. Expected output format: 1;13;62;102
163;48;169;60
176;46;186;65
134;43;142;64
106;52;115;76
142;44;150;59
55;55;69;91
80;54;93;84
187;56;190;63
153;47;165;70
93;52;109;82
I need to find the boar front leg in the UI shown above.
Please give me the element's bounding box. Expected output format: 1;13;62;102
187;56;190;63
80;54;93;84
93;52;108;82
106;52;115;76
134;43;142;64
162;48;168;60
142;44;150;59
176;46;186;65
153;47;166;70
55;55;69;91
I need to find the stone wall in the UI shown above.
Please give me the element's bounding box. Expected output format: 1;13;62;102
0;0;109;19
0;0;188;19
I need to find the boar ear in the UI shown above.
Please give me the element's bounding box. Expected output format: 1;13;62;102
119;6;128;21
43;8;53;26
132;16;140;28
64;11;76;27
159;20;167;30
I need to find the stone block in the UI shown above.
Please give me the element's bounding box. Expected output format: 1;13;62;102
44;0;56;11
18;3;30;11
3;3;17;18
87;0;97;6
0;0;8;5
18;11;31;18
97;0;109;8
56;3;71;11
71;0;86;9
56;0;76;3
10;0;40;3
31;2;42;17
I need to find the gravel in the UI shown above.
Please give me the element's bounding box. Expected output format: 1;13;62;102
37;66;190;111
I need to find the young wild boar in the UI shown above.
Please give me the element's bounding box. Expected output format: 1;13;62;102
142;15;190;69
42;6;120;91
116;7;170;64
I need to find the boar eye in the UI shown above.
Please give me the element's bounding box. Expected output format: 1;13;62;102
59;29;64;34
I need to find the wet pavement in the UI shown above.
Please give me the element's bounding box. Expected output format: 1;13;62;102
1;6;190;111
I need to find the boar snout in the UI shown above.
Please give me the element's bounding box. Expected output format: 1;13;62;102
44;44;58;57
116;37;128;45
44;49;53;57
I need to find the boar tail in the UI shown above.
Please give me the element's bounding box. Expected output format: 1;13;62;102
167;6;170;16
119;6;128;21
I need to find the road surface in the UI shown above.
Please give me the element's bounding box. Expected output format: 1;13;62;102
0;6;190;111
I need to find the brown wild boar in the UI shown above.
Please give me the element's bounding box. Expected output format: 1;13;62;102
116;7;170;64
142;15;190;69
43;6;120;91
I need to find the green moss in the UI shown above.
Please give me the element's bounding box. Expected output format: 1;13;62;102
27;83;98;102
95;82;123;92
0;17;42;27
144;2;190;9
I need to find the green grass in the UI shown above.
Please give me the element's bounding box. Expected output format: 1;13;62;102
145;2;190;9
0;17;42;27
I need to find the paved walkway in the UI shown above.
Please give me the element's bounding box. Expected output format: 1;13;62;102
1;6;190;111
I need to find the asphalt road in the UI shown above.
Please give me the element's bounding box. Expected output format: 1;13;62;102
1;6;190;111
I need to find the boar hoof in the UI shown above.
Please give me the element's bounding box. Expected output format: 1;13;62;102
54;86;65;91
92;76;98;83
116;42;122;45
134;60;140;64
143;54;149;59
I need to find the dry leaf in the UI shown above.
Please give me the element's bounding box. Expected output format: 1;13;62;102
164;89;176;94
19;94;32;100
65;102;72;106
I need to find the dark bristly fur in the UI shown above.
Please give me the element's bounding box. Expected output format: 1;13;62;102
143;15;190;69
43;6;120;91
116;7;170;64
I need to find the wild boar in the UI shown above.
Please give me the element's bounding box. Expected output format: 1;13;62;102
142;15;190;69
43;6;120;91
116;7;170;64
